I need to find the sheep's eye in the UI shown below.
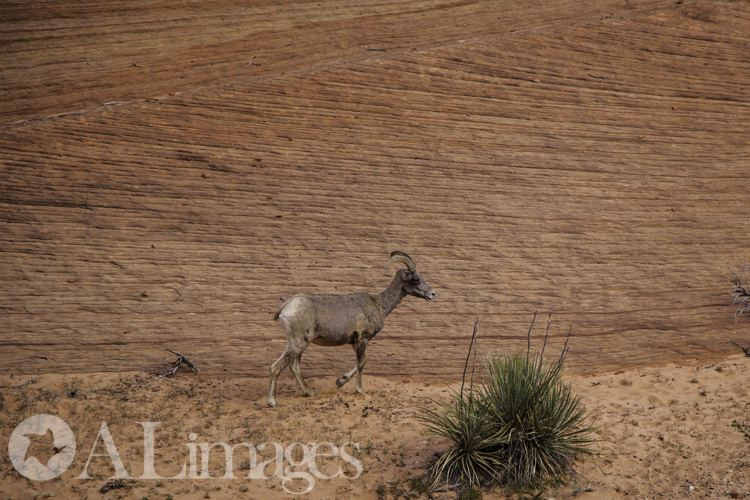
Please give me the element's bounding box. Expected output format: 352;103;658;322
411;278;421;285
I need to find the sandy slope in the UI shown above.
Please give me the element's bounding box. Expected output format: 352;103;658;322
1;354;749;499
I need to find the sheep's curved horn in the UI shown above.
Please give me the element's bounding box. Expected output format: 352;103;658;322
386;251;416;271
390;250;414;261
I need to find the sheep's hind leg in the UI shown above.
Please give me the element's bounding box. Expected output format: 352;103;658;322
268;346;301;407
290;355;314;397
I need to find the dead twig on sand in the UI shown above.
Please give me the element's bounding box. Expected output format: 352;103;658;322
722;260;750;323
434;483;461;492
157;348;200;378
244;62;261;68
732;342;750;357
571;487;596;498
362;46;385;51
571;468;595;497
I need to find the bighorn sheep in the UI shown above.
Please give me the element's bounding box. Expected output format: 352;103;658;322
267;251;435;407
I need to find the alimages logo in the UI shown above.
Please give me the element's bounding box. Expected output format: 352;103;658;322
8;414;363;494
9;415;77;481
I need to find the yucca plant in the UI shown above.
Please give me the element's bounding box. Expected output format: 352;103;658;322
419;315;595;492
481;349;595;488
418;390;508;489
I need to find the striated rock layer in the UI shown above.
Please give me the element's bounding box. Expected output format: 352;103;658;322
1;0;748;380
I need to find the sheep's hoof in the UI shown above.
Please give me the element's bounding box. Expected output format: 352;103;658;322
355;387;366;395
302;391;315;398
267;400;279;408
336;377;347;388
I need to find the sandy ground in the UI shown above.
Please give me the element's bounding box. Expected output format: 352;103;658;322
1;353;749;500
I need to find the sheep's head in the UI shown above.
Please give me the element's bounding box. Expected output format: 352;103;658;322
386;251;436;301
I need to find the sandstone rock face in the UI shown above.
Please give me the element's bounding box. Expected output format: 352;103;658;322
1;0;748;378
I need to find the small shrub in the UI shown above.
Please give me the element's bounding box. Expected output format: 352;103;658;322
407;475;430;494
459;485;483;500
732;419;750;442
100;479;134;494
374;481;387;499
724;261;750;323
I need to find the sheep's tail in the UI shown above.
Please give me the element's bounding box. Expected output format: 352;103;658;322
273;296;289;321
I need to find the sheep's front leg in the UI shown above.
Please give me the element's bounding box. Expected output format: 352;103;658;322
336;364;357;388
335;341;363;389
335;340;369;393
353;340;369;394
